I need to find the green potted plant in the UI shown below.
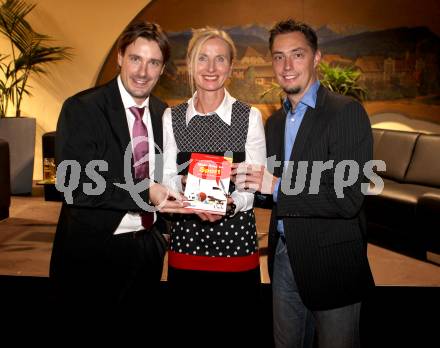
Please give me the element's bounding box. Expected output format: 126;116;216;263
318;61;366;102
260;61;367;104
0;0;71;194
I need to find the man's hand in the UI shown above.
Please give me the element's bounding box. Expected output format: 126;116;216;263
149;183;192;213
231;163;278;195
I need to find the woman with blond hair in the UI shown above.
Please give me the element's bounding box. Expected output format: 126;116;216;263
163;27;266;344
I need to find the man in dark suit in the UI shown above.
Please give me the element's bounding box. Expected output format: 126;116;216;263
50;21;190;321
234;19;375;347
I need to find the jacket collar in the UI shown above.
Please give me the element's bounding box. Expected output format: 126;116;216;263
285;84;329;162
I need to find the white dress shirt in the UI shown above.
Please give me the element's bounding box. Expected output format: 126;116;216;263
162;89;266;213
113;76;157;235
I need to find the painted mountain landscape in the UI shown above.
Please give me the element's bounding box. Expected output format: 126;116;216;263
154;24;440;122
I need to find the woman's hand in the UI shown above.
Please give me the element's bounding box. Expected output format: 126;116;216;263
195;197;234;222
195;211;223;222
181;175;187;191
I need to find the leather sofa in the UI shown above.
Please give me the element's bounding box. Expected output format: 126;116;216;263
418;193;440;264
0;138;11;220
365;128;440;263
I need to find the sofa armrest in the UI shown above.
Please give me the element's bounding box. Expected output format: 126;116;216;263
417;193;440;264
418;193;440;219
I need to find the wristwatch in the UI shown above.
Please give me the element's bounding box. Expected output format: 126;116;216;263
226;202;236;217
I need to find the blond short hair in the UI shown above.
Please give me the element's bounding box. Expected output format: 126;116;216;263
186;27;237;94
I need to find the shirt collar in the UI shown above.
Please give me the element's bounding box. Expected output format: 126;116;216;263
186;89;235;126
117;75;150;110
283;80;320;114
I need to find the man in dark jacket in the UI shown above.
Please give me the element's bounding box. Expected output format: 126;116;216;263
234;19;374;348
50;21;189;321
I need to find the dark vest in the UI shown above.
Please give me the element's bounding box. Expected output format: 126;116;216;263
168;100;259;271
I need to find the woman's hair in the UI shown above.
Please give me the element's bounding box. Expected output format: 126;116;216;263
186;27;237;94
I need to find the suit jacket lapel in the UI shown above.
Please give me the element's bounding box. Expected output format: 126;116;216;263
289;85;327;162
148;95;165;182
277;110;288;176
148;95;163;153
289;108;315;162
103;79;131;154
102;79;165;181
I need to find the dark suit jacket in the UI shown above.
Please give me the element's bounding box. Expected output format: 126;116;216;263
50;78;167;280
267;85;375;310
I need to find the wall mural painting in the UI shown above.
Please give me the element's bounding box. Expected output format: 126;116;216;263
96;0;440;124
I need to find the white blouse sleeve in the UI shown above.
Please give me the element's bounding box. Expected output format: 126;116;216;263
162;107;183;193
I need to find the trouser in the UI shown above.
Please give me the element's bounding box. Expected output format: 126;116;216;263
273;239;361;348
51;225;167;331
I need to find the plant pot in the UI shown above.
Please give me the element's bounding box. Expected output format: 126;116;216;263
0;117;36;195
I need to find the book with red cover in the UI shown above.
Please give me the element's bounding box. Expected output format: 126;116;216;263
184;153;232;214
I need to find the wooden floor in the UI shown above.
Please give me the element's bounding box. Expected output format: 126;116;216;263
0;185;439;287
1;185;439;347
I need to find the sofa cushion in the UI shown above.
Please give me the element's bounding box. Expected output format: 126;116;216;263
372;129;418;181
365;179;440;238
379;179;440;204
404;134;440;188
366;189;416;234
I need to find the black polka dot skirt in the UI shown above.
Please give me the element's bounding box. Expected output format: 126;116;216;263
168;210;259;272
